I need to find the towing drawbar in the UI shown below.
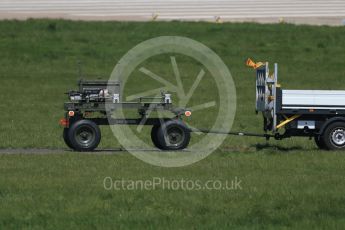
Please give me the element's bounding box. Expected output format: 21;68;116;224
189;128;275;140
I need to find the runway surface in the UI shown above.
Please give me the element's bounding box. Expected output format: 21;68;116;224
0;148;188;154
0;148;124;154
1;0;345;25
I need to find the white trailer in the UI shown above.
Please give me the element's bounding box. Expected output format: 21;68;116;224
247;59;345;150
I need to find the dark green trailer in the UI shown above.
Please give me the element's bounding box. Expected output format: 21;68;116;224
60;80;191;151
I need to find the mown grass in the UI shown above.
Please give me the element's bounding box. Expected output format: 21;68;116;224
0;19;345;229
1;151;345;229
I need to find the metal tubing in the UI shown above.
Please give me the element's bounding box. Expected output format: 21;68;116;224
189;128;274;139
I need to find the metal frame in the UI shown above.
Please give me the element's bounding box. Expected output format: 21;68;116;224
63;80;188;130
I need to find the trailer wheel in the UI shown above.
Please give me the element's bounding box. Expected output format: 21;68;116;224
63;128;74;150
67;119;101;151
322;122;345;150
151;125;163;149
156;120;190;151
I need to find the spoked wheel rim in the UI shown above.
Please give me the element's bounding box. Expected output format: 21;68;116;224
74;126;96;147
330;128;345;146
166;127;185;146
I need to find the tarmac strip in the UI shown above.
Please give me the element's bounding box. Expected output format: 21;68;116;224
0;0;345;25
0;148;192;154
0;148;127;154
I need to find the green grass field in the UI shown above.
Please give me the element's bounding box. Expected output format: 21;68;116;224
1;19;345;229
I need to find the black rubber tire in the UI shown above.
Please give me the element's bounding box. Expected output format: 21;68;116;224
314;135;327;150
322;122;345;150
67;119;101;151
63;128;75;150
151;125;163;149
156;120;191;151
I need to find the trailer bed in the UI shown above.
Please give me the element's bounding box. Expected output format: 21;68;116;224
282;90;345;110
